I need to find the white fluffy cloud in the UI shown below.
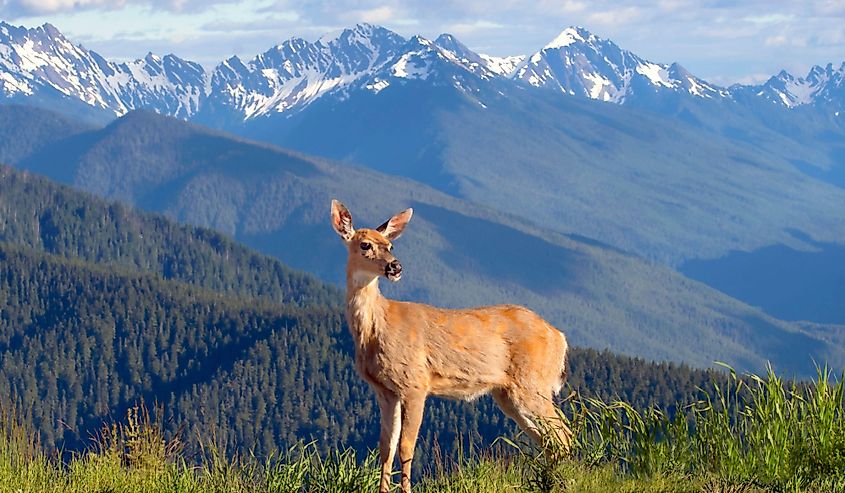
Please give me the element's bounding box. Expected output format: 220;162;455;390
0;0;229;17
2;0;122;16
27;0;120;11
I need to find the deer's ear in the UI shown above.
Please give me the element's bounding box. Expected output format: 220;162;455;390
376;208;413;241
331;200;355;241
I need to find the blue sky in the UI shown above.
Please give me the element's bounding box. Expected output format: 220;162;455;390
1;0;843;85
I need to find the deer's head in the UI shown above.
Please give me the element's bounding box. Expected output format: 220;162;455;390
331;200;413;283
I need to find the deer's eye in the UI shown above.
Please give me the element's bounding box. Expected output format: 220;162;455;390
360;242;372;251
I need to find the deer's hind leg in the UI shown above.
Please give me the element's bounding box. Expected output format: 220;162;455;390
527;392;572;454
492;388;542;443
492;387;571;453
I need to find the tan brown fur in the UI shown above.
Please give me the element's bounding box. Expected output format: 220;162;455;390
331;201;570;493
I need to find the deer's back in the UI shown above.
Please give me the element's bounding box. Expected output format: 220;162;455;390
382;300;567;399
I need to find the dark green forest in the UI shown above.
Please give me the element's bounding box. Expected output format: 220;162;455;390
0;165;337;306
0;164;723;462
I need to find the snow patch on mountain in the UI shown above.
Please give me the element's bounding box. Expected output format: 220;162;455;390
636;62;672;87
365;79;390;93
478;54;525;77
392;51;430;79
544;27;586;49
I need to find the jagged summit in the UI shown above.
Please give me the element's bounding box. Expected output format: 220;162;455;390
207;24;406;119
515;25;727;103
432;33;524;77
363;32;498;91
544;26;592;49
434;33;469;53
740;63;845;109
317;22;380;44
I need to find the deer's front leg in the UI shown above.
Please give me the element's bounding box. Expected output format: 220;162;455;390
399;392;426;493
376;389;401;493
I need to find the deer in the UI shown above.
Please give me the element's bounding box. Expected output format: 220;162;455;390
330;200;571;493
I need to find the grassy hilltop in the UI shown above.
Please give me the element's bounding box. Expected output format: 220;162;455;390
1;365;844;493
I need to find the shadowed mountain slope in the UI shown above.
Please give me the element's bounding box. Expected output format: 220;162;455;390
243;79;845;267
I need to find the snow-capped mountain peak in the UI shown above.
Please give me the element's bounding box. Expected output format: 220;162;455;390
352;33;501;107
206;23;406;119
746;63;845;109
433;34;472;57
38;22;62;38
544;26;590;49
377;35;491;83
433;33;524;77
432;33;492;76
0;21;207;117
514;25;726;103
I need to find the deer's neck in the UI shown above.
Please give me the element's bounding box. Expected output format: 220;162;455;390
345;270;387;347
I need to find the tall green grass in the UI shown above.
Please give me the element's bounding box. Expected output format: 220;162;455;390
509;364;845;492
1;365;844;492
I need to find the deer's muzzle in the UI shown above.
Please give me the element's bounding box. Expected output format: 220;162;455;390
385;260;402;281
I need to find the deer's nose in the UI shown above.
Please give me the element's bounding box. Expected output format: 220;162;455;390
385;260;402;280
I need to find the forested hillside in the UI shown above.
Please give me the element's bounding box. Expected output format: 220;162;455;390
0;165;723;460
0;165;336;306
0;105;92;165
0;243;359;452
0;243;721;458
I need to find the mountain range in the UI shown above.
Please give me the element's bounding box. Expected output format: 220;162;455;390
1;21;843;124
